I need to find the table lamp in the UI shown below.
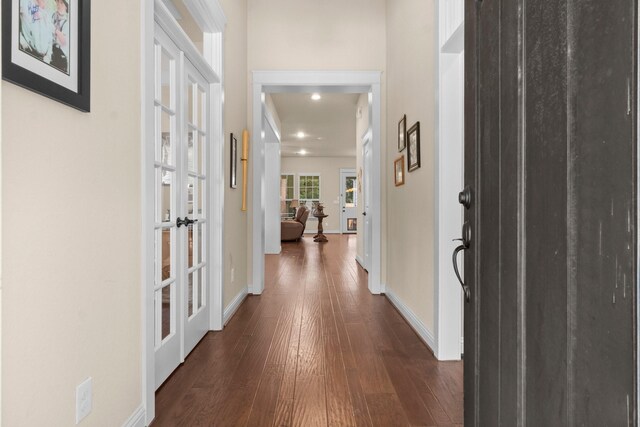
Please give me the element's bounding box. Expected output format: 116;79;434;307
290;199;299;217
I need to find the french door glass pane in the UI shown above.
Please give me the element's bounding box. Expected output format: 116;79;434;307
187;132;195;171
161;229;172;282
161;285;171;340
198;134;205;174
187;272;194;317
187;224;194;269
160;48;172;108
187;82;195;125
160;112;173;165
160;171;173;222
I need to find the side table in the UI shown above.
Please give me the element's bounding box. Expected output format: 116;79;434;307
313;213;328;242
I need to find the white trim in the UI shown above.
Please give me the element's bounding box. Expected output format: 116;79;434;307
303;229;341;235
251;71;383;296
385;287;437;355
122;405;146;427
223;287;249;325
141;0;155;422
433;0;464;362
355;255;366;269
154;0;220;85
183;0;227;33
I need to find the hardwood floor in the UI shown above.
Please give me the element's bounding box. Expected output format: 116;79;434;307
153;235;463;426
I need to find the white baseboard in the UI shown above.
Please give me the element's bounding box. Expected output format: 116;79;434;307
224;287;248;325
385;287;438;356
303;229;341;235
380;283;387;293
122;405;145;427
355;255;365;269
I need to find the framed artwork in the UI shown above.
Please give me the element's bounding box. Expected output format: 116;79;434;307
394;156;405;187
407;121;421;172
2;0;91;112
398;114;406;152
230;133;238;189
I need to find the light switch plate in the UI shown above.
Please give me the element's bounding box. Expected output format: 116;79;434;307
76;377;92;424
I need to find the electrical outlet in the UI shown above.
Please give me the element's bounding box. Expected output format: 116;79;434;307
76;377;92;424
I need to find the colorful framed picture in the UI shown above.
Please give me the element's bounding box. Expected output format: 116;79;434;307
394;156;405;186
407;121;421;172
3;0;91;112
398;114;406;152
230;133;238;189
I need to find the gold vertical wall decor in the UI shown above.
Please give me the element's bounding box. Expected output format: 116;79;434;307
241;129;249;211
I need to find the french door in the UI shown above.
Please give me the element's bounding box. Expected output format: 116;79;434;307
340;169;358;234
153;27;211;389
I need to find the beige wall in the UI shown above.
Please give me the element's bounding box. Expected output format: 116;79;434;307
386;0;437;332
220;0;250;308
246;0;387;284
2;1;141;425
281;156;356;234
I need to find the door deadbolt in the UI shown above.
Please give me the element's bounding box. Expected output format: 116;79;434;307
458;186;472;209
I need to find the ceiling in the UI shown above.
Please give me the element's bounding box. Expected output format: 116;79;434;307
270;93;360;157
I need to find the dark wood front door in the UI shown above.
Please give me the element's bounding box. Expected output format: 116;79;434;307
462;1;637;425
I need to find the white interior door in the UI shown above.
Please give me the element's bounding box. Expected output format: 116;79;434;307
182;60;211;355
340;169;358;234
154;29;183;388
362;136;372;270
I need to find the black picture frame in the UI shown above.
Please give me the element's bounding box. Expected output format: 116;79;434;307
230;133;238;189
398;114;406;152
407;121;421;172
3;0;91;112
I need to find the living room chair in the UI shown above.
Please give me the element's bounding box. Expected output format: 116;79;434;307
281;205;310;241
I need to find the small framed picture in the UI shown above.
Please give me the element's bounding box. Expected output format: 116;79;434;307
3;0;91;112
407;121;421;172
230;133;238;188
394;156;405;186
398;114;407;152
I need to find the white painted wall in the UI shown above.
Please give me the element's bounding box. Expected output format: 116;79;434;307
2;1;142;424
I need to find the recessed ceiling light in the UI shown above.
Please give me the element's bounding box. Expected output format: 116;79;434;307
299;149;307;155
297;131;305;139
311;93;321;101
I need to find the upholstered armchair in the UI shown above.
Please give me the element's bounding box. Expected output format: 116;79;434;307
281;205;310;241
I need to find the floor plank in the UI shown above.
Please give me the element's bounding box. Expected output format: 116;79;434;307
153;235;463;426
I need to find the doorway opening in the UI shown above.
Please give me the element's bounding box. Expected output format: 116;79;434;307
250;71;383;296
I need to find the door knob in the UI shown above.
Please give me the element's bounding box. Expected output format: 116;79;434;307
458;186;472;209
177;217;198;228
362;212;367;216
452;221;471;302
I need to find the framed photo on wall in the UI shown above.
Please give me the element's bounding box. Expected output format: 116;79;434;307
398;114;406;152
394;156;405;186
230;133;238;188
407;121;421;172
2;0;91;112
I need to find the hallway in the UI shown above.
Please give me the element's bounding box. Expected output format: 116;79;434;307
153;235;463;426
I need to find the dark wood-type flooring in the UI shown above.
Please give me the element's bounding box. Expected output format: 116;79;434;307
153;235;463;426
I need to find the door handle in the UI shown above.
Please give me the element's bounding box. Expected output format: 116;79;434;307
458;186;472;209
452;221;471;302
177;217;198;228
362;212;367;216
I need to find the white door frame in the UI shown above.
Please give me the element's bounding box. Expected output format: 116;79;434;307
141;0;226;423
432;0;465;362
339;168;357;234
361;131;373;271
251;71;383;295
